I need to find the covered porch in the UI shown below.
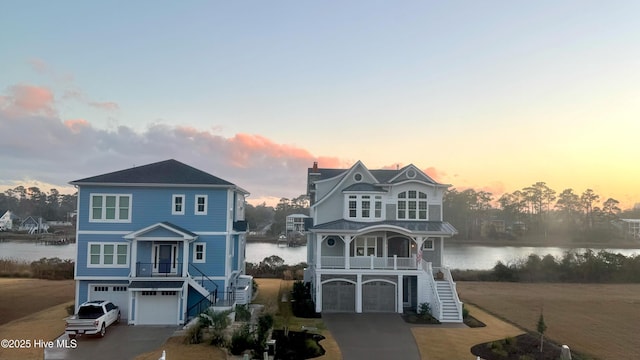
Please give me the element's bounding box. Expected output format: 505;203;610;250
124;222;198;278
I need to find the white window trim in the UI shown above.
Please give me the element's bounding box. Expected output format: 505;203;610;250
172;194;185;215
423;238;435;251
396;191;428;220
195;195;208;215
89;194;132;223
344;194;384;221
193;242;206;263
87;242;129;267
354;236;378;257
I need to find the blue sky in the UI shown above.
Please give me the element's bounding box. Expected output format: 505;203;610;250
1;1;639;208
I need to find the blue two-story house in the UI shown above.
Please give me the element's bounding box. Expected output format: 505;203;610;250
305;161;463;322
70;159;252;325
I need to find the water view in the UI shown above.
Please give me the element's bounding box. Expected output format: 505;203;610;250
2;240;637;270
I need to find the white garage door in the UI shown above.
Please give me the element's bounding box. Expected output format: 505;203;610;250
89;285;129;320
136;291;179;325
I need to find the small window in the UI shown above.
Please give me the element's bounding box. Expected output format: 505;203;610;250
172;195;185;215
354;173;363;181
193;243;206;263
423;238;435;251
161;291;177;296
94;286;108;292
327;238;336;247
141;291;157;296
195;195;207;215
113;286;127;292
407;169;416;178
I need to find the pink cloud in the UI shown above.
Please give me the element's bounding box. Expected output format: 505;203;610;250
64;119;91;134
1;84;56;117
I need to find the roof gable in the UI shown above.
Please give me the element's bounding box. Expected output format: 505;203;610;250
124;222;198;241
388;164;437;184
70;159;235;187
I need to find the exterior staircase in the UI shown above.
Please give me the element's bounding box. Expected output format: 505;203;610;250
435;280;462;322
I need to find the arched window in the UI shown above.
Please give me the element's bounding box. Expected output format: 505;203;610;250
397;191;427;220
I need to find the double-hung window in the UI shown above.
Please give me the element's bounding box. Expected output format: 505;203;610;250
172;195;185;215
90;194;131;222
345;194;383;220
397;191;427;220
88;242;128;267
195;195;207;215
193;243;206;263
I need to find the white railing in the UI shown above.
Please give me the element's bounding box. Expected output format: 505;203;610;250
433;266;463;322
320;256;416;270
421;260;442;320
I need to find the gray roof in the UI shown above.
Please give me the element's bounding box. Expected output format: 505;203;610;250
128;280;185;289
160;221;198;237
311;219;458;235
308;165;437;185
70;159;235;186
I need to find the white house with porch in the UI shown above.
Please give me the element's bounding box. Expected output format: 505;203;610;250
304;161;463;322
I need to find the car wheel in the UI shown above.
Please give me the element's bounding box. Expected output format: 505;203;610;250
99;324;106;337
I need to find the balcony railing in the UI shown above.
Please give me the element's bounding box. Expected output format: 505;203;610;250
320;255;417;270
135;262;184;277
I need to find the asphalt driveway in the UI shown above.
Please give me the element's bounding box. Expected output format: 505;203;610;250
323;313;420;360
44;323;177;360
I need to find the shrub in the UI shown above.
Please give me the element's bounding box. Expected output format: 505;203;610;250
185;321;204;344
229;324;253;355
291;281;320;318
235;304;252;322
462;304;469;319
418;302;432;317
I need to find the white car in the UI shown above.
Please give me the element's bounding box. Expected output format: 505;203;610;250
65;300;120;338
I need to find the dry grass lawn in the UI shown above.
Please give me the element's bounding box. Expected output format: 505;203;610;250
0;278;74;325
411;304;523;360
458;282;640;360
0;301;73;360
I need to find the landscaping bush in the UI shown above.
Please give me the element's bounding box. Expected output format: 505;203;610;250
235;304;252;322
229;324;253;355
272;329;326;360
291;281;320;318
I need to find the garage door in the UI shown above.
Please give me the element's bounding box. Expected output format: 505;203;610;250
136;291;179;325
362;281;396;312
322;281;355;312
89;285;129;320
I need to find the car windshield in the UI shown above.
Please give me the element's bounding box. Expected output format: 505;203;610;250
77;305;105;319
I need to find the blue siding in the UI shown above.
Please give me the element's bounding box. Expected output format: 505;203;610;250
188;235;226;276
78;186;230;233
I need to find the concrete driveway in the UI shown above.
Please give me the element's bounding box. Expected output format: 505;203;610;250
44;323;177;360
323;313;420;360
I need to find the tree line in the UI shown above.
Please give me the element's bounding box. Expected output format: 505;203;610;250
444;182;640;241
453;250;640;283
0;186;77;222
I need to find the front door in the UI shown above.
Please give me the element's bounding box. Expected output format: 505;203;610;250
154;244;177;274
158;245;172;273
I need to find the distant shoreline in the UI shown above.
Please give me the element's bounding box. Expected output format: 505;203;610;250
448;237;640;250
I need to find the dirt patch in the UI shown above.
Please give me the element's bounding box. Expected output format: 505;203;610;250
0;278;75;325
458;282;640;360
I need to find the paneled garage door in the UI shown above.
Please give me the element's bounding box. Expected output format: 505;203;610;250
362;281;396;312
136;291;179;325
322;281;355;312
89;285;129;320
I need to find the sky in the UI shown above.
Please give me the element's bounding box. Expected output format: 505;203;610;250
1;1;639;209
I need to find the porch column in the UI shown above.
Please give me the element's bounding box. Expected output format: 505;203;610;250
440;237;444;267
397;275;403;313
182;241;189;277
416;236;424;270
344;235;351;269
356;274;362;313
315;272;322;313
131;239;137;277
316;234;322;270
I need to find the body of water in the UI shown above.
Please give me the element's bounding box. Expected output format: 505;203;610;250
1;240;638;270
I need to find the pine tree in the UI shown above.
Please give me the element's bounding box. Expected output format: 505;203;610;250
537;311;547;352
